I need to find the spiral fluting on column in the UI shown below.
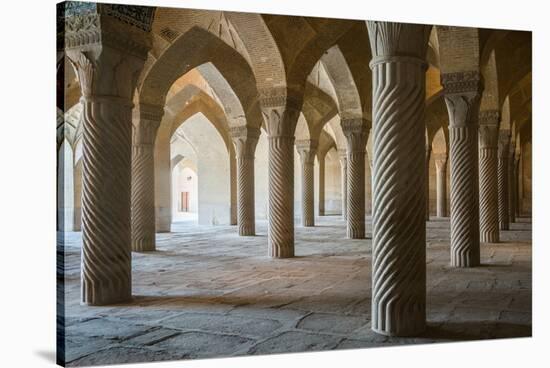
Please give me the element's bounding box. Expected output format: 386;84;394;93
508;150;516;224
230;157;238;226
370;59;427;336
338;151;348;220
479;147;499;243
449;125;480;267
237;157;255;235
268;136;295;257
498;149;510;231
318;154;325;216
442;70;483;268
296;140;317;227
425;146;431;221
302;163;315;226
81;98;133;306
346;151;366;238
514;156;521;217
131;144;156;251
434;154;448;217
230;126;259;237
131;105;162;252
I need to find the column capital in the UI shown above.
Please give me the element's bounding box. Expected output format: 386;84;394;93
295;139;318;165
442;72;483;128
259;87;302;138
498;131;511;156
63;2;154;58
479;123;499;149
366;21;431;67
132;104;163;146
341;118;368;153
63;3;154;104
441;71;484;96
479;109;500;126
230;126;261;159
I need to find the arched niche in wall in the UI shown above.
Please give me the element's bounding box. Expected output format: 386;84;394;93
171;112;232;226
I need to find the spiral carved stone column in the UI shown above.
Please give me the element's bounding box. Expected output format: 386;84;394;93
425;145;432;221
131;105;162;252
515;155;522;217
442;71;483;268
261;94;301;258
341;119;368;239
230;157;238;226
478;111;500;243
65;6;153;305
318;152;326;216
498;133;510;230
74;68;134;305
268;135;295;256
338;150;348;220
230;126;260;236
433;153;448;217
367;21;431;336
508;148;517;223
73;160;83;231
296;140;318;227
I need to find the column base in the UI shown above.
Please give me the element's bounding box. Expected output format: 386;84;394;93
480;232;499;243
132;237;156;252
81;287;132;306
371;324;426;337
346;227;365;239
450;257;480;268
268;243;294;258
238;226;255;236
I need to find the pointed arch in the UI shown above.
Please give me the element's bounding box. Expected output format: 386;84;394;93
140;26;261;129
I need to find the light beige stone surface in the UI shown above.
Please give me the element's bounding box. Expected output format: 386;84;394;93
367;21;432;336
442;71;483;268
58;216;532;366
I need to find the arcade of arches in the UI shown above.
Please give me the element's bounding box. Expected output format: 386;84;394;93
57;3;532;365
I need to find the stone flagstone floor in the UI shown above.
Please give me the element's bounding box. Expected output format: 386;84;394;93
57;216;532;366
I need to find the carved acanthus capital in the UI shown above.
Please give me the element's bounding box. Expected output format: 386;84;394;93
498;131;511;156
258;87;304;137
478;124;499;149
258;87;302;111
366;21;432;67
295;139;319;165
478;109;500;127
441;71;483;96
341;118;368;152
230;126;261;158
63;4;155;104
443;88;482;128
62;2;155;59
132;104;164;145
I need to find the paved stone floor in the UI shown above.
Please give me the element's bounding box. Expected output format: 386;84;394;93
58;216;532;366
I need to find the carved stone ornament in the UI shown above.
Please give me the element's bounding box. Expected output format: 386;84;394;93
441;71;483;95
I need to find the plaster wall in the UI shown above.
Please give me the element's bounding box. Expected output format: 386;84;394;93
324;149;342;215
57;141;74;231
174;113;231;225
254;132;269;220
